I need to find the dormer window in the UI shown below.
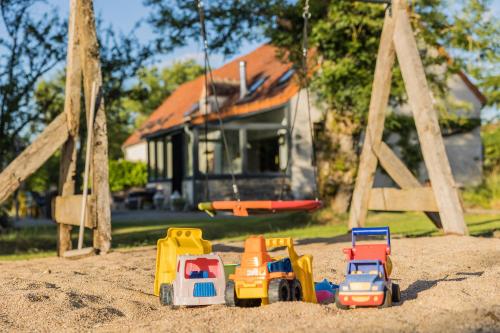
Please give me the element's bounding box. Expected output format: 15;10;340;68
184;102;200;118
277;69;295;85
248;76;268;95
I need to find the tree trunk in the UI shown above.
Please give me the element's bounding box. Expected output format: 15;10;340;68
317;111;359;213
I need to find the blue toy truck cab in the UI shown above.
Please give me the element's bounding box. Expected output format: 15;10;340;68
337;260;390;308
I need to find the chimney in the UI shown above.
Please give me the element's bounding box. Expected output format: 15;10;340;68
239;61;247;98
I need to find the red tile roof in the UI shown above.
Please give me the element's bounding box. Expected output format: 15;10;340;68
123;44;298;147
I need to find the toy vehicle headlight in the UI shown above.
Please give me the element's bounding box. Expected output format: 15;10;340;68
371;285;380;291
342;285;349;291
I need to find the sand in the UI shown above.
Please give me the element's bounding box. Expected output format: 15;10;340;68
0;235;498;333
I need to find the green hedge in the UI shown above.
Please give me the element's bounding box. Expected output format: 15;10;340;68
109;160;147;192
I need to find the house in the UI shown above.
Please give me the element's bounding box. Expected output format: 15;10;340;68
122;44;485;207
123;45;321;205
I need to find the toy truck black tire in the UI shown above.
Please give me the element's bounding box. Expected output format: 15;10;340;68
392;283;401;303
159;283;174;306
290;279;302;301
225;281;238;307
334;289;349;310
268;279;291;303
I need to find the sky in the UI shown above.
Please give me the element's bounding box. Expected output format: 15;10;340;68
36;0;261;68
0;0;497;120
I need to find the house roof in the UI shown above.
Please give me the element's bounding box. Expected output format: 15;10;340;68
123;44;299;147
123;44;487;148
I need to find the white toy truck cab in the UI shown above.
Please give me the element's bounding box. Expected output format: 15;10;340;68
154;228;226;307
160;254;226;306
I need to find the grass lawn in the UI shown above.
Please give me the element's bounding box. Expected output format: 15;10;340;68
0;210;498;261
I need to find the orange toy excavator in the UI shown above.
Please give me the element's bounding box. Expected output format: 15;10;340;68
225;235;317;306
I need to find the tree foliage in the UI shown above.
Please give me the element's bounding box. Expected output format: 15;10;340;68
145;0;498;107
34;22;155;160
109;160;147;192
123;60;203;128
0;0;66;168
144;0;498;210
144;0;276;56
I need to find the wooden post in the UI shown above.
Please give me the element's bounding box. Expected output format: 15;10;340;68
77;0;111;253
392;5;467;234
0;0;113;255
57;0;82;256
348;8;396;229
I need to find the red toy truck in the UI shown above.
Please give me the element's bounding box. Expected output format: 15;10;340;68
336;227;401;309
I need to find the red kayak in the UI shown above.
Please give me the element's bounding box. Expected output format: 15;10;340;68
198;200;322;217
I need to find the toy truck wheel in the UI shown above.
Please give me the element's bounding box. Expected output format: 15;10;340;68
268;279;291;303
159;283;174;306
334;289;349;310
379;289;392;308
225;281;239;307
290;279;302;301
392;283;401;303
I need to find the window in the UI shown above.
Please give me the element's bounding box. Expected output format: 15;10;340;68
246;129;286;173
199;130;241;175
184;103;199;117
184;133;193;177
166;139;173;179
248;76;267;95
277;69;295;85
148;137;172;181
148;140;156;181
157;139;164;179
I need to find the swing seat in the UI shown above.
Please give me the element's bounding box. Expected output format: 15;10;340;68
198;200;322;217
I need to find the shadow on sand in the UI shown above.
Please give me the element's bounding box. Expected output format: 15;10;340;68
399;272;483;305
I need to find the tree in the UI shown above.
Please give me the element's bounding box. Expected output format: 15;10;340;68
144;0;499;212
109;160;147;192
123;60;204;127
0;0;66;168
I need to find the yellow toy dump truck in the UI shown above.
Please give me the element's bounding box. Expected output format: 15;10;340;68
154;228;226;307
225;236;317;306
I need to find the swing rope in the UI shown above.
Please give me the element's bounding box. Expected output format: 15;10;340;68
197;0;240;201
279;0;319;200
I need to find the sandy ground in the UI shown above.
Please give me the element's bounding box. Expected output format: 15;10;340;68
0;235;498;333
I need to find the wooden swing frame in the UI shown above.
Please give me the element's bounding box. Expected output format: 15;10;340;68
0;0;112;255
348;0;468;235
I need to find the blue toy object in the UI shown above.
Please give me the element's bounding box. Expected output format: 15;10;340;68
314;279;338;304
351;226;391;248
315;279;338;292
193;282;216;297
189;270;209;279
267;258;293;273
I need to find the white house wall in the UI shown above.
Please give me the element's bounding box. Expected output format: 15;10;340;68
123;141;147;163
289;88;323;199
